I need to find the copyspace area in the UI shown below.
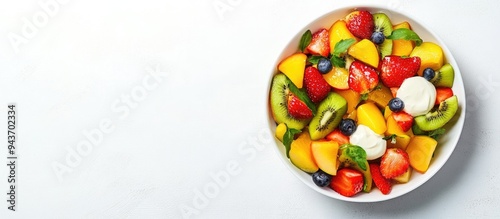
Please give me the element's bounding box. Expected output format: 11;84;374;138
0;0;499;218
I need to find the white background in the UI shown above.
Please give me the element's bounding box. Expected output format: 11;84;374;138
1;0;500;218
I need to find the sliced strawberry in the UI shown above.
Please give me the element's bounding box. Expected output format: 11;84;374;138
348;60;379;94
304;66;331;103
369;163;392;195
330;168;364;197
287;95;313;120
435;87;454;105
380;56;421;88
380;148;410;179
345;10;374;39
306;28;330;57
325;129;349;145
392;111;413;132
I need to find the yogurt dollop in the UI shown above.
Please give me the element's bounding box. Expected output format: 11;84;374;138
396;77;436;117
349;125;386;160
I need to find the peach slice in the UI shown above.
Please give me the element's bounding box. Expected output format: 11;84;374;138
367;84;393;109
410;42;444;76
289;132;318;173
311;141;339;175
278;53;307;88
334;88;360;114
275;123;287;142
357;102;387;134
406;135;437;173
323;67;349;89
347;39;379;68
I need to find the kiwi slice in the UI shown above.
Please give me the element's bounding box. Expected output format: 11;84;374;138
414;95;458;131
378;39;393;58
373;13;393;58
270;73;314;130
373;13;393;36
430;64;455;88
308;92;347;140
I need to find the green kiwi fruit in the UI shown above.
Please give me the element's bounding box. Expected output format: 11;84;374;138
308;92;347;140
373;13;393;58
270;73;314;130
378;39;393;58
373;13;393;36
414;95;458;131
430;64;455;88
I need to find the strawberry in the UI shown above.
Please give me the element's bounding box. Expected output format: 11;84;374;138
369;163;392;195
392;111;413;132
304;66;331;103
380;148;410;179
287;95;313;120
330;168;364;197
380;55;421;88
325;129;349;145
435;87;454;105
306;28;330;57
345;10;374;39
348;60;379;94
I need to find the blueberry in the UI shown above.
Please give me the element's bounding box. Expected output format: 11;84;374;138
339;118;357;136
371;31;385;45
312;170;331;187
423;68;435;81
389;97;405;112
317;57;333;74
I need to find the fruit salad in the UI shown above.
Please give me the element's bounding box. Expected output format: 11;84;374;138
269;9;459;197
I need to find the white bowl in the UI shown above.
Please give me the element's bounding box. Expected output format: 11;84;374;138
266;4;466;202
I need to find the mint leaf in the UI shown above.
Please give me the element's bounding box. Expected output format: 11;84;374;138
283;128;301;158
331;55;345;68
383;134;398;144
383;134;397;140
333;38;356;56
355;93;369;109
330;39;355;68
360;93;369;101
299;30;312;52
387;28;423;46
288;81;317;114
307;55;323;65
344;145;367;171
428;128;446;140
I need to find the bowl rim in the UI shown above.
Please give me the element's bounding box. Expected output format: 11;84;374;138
265;3;466;202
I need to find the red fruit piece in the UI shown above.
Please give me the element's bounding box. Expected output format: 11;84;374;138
304;66;331;103
392;111;413;132
330;168;364;197
380;148;410;179
380;55;421;88
369;163;392;195
345;10;374;39
306;28;330;57
435;87;454;105
287;95;313;120
348;60;379;94
325;129;350;145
